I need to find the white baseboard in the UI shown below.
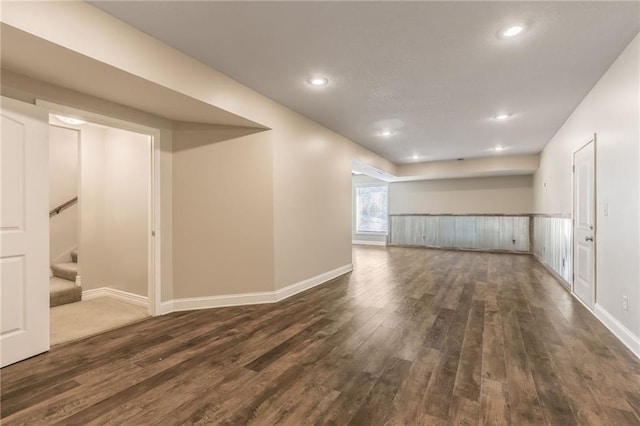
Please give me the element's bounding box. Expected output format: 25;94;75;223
534;254;639;360
83;287;148;308
159;264;353;315
352;240;387;246
161;291;274;314
275;264;353;302
594;304;640;359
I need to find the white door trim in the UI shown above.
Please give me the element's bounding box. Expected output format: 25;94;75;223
572;134;597;308
36;100;162;316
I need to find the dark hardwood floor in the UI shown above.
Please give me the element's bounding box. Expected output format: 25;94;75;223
2;246;640;425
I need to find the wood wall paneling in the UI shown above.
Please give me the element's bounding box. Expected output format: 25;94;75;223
390;215;530;253
532;216;572;286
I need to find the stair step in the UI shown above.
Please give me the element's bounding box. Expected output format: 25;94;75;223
70;248;78;263
50;277;81;307
51;262;78;282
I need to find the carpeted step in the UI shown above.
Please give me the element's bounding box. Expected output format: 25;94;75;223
50;277;82;307
51;262;78;282
70;248;78;263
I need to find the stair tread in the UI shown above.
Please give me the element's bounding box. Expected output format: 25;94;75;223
51;262;78;272
50;276;82;307
50;276;77;293
51;262;78;282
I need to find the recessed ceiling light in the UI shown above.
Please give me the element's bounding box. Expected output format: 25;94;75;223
55;115;86;125
412;154;421;160
379;130;394;137
494;146;507;152
500;25;525;39
308;77;328;86
493;113;512;120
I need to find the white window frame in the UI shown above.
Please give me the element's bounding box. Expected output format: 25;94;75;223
355;182;389;235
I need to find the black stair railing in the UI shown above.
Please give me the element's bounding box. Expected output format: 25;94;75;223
49;196;78;217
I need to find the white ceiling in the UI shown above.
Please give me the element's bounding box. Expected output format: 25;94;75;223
90;1;639;164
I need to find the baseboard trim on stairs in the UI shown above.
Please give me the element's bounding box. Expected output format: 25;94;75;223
51;244;78;265
159;264;353;315
594;304;640;359
83;287;148;308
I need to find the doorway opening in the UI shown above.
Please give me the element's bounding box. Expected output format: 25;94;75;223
44;102;161;345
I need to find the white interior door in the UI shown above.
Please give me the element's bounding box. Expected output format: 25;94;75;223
1;96;50;367
573;139;596;308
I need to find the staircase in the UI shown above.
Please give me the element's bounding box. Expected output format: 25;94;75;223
50;248;82;307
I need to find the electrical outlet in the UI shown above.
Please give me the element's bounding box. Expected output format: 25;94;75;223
512;239;516;244
623;296;628;312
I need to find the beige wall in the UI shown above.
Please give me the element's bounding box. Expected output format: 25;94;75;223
103;127;150;296
172;123;274;298
390;175;534;215
173;110;384;294
534;34;640;338
3;2;396;301
273;124;350;289
49;125;79;262
1;72;175;302
80;124;151;297
78;124;107;290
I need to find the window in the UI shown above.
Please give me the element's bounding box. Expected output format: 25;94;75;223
356;184;388;234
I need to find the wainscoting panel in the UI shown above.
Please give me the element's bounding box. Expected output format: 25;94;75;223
533;216;573;285
389;215;530;252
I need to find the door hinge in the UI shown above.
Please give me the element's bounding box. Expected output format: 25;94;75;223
572;165;575;173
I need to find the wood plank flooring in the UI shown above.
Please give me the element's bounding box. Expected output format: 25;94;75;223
2;246;640;425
